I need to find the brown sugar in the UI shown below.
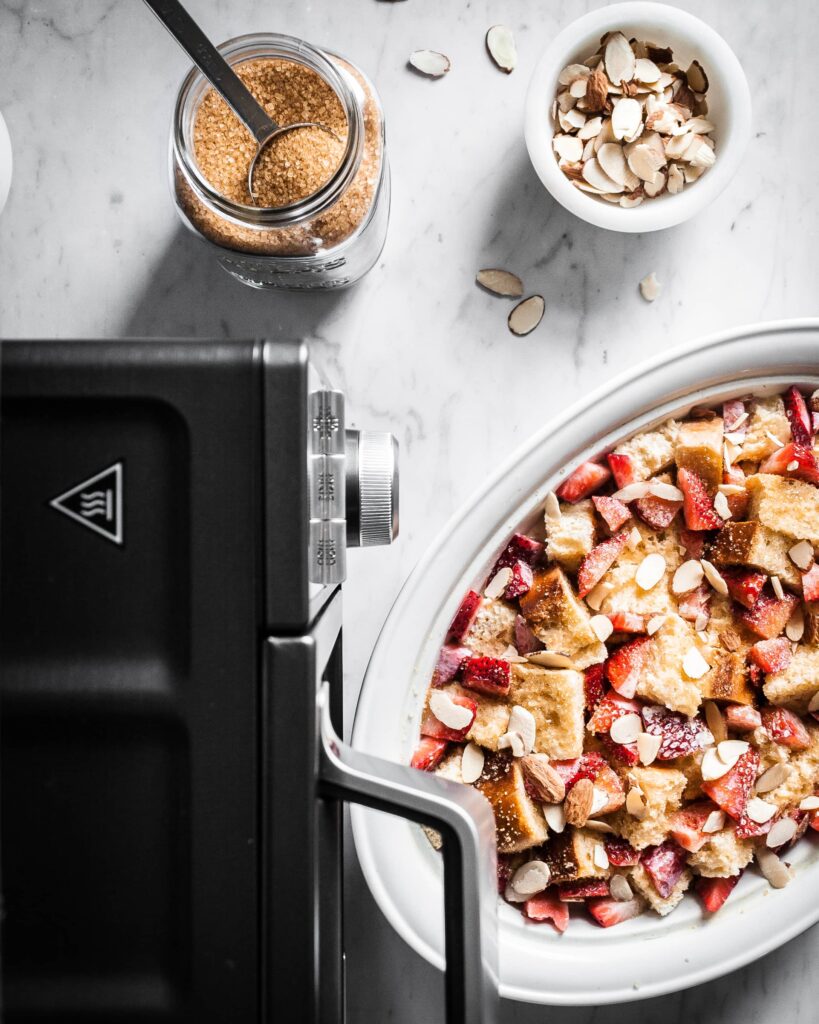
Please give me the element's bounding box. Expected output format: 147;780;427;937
251;125;344;207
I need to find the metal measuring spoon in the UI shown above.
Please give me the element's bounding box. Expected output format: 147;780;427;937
144;0;340;205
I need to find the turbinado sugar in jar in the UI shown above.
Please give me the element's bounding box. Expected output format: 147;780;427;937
170;33;389;290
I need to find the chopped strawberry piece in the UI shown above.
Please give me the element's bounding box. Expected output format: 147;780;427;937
491;533;544;574
461;656;511;697
784;385;813;447
447;590;482;643
588;690;643;734
605;636;652;699
607;452;637;488
747;663;764;689
556;460;612;503
558;878;610;901
810;808;819;833
431;644;471;687
410;737;449;771
766;809;809;850
600;735;640;766
679;528;706;560
577;531;629;598
634;493;682;530
593;494;632;532
524;893;570;932
550;751;607;789
738;589;799;639
701;749;759;819
723;399;748;438
421;692;477;742
497;855;514;894
678;467;723;530
503;559;534;599
722;465;750;518
802;563;819;602
735;810;775;840
721;568;767;609
670;801;719;853
724;704;762;732
761;706;811;750
607;610;647;633
641;704;712;760
604;836;640;866
583;663;606;712
759;442;819;485
678;583;711;624
695;873;741;913
514;614;542;655
749;638;793;674
587;896;644;928
641;840;688;898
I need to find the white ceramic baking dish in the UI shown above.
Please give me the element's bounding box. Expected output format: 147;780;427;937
351;319;819;1006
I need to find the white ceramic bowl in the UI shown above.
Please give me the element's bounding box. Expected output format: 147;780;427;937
524;2;752;232
352;320;819;1005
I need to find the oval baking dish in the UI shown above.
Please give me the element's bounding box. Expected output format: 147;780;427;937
351;320;819;1006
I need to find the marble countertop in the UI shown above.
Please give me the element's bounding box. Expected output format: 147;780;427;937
2;0;818;1020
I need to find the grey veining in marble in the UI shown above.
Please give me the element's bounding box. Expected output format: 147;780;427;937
1;1;818;1021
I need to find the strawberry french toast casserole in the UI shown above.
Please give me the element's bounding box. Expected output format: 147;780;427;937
411;386;819;932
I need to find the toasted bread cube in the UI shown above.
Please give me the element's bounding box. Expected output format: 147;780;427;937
629;862;692;916
598;526;681;618
746;473;819;545
463;598;517;657
687;828;754;878
509;664;585;759
701;651;755;705
474;752;548;853
611;422;678;481
637;614;703;717
738;396;791;462
434;749;465;784
677;750;706;801
541;827;611;884
446;684;510;752
763;723;819;809
675;418;724;492
710;521;800;587
763;646;819;712
519;566;605;665
806;603;819;645
545;499;596;571
612;766;687;850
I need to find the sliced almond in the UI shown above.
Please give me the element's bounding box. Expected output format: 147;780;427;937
510;859;551;895
429;690;474;731
484;566;513;599
565;777;594;827
702;809;725;833
527;650;574;669
461;742;485;784
610;874;633;901
626;786;646;817
486;25;516;73
701;559;729;596
686;60;709;93
558;63;592;85
577;116;603;140
409;50;451;77
639;271;661;302
635;552;666;590
569;77;588;98
508;705;537;754
789;540;814;571
786;605;805;642
666;162;685;195
582;157;624;193
590;614;614;642
593;843;610;870
672;559;704;594
799;795;819;810
597;143;630;187
476;268;524;297
604;31;636;84
508;295;545;336
686;116;715;134
498;730;525;757
713;490;732;520
701;746;731;781
611;97;642;140
590;786;609;816
545;489;562;521
585;579;613;612
766;816;798;849
612;481;652;501
757;845;795;888
553;134;584;163
521;754;566;803
717;739;749;764
643;170;667;197
649;481;684;501
704;701;727;744
610;713;642;744
543;802;566;833
627;526;642;549
771;575;785;600
634;57;661;83
503;881;527;903
745;797;777;824
636;731;661;765
646;614;666;636
584;819;616;834
755;762;790;794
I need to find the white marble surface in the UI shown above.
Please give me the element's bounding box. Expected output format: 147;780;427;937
2;0;819;1020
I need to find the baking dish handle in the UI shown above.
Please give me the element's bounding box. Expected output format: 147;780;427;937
317;684;499;1024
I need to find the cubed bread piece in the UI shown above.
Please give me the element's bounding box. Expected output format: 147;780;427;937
474;752;548;853
763;646;819;712
677;750;706;801
738;396;791;462
509;664;585;759
629;862;692;916
464;598;517;657
434;748;465;784
710;521;800;587
701;651;755;705
447;684;511;752
518;566;603;663
763;723;819;809
688;828;754;877
750;728;789;773
598;525;681;618
746;473;819;545
540;827;611;884
611;766;687;850
675;417;724;493
805;603;819;645
545;499;596;571
611;422;678;481
637;614;703;717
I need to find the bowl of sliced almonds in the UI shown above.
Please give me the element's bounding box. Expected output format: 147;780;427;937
524;2;751;232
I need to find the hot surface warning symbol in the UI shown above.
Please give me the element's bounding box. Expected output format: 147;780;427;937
49;462;124;546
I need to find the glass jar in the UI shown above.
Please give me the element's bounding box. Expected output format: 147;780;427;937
170;33;389;290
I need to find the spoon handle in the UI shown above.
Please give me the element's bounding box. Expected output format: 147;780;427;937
143;0;278;142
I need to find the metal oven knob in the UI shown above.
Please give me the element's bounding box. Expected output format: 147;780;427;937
345;430;399;547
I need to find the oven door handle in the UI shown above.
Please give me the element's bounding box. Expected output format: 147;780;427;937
317;683;499;1024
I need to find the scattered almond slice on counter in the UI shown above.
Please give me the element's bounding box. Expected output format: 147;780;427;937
476;268;524;297
640;271;661;302
486;25;517;73
508;295;545;336
409;50;451;77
